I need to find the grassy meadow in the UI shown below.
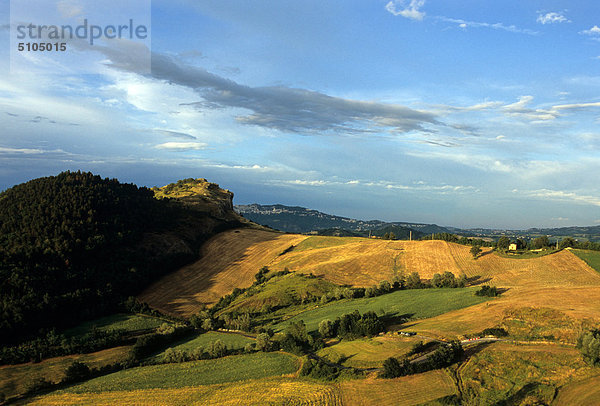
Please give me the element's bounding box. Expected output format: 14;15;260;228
273;287;491;333
57;352;300;393
572;249;600;273
0;346;131;401
63;313;169;337
151;331;255;361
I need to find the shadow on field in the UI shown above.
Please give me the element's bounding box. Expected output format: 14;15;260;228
466;276;492;286
463;341;496;358
381;313;415;326
492;381;553;406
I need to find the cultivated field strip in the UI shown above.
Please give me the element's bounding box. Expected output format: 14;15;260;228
338;370;456;405
138;229;306;317
29;378;342;405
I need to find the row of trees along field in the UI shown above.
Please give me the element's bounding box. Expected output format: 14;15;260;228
0;171;199;345
496;235;600;251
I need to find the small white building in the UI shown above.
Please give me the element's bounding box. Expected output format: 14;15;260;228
508;243;517;251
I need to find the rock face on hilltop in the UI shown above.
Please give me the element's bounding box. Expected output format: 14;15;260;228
152;178;238;220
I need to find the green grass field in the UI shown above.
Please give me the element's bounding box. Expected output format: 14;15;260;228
58;352;300;393
151;332;255;361
572;249;600;273
273;287;490;333
63;313;170;337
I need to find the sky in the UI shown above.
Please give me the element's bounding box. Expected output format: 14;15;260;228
1;0;600;229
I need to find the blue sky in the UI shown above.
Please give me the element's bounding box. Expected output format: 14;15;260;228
1;0;600;228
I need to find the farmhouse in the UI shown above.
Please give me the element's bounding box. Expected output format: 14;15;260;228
508;243;517;251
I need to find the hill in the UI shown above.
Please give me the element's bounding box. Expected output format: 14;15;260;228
235;203;451;235
138;231;600;319
0;173;245;344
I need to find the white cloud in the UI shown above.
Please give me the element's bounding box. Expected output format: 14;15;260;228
385;0;426;21
522;189;600;207
155;142;207;151
581;26;600;36
536;12;569;25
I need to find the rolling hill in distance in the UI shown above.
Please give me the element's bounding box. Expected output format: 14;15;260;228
236;203;600;242
4;173;600;405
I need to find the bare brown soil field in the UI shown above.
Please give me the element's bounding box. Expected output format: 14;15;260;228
338;370;456;405
138;229;306;317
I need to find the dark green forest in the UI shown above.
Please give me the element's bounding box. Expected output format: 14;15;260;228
0;172;238;345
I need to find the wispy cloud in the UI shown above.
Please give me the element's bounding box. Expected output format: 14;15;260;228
536;12;569;25
154;142;207;151
502;96;559;121
0;147;70;155
521;189;600;207
436;17;538;35
384;2;536;35
154;130;197;140
269;178;478;194
385;0;426;21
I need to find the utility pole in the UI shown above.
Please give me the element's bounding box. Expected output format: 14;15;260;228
409;230;412;241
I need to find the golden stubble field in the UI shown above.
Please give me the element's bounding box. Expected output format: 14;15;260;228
139;231;600;330
138;229;307;317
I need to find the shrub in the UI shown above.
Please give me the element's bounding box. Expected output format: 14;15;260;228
63;361;91;383
475;285;498;297
300;358;340;381
378;280;392;293
481;327;508;337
